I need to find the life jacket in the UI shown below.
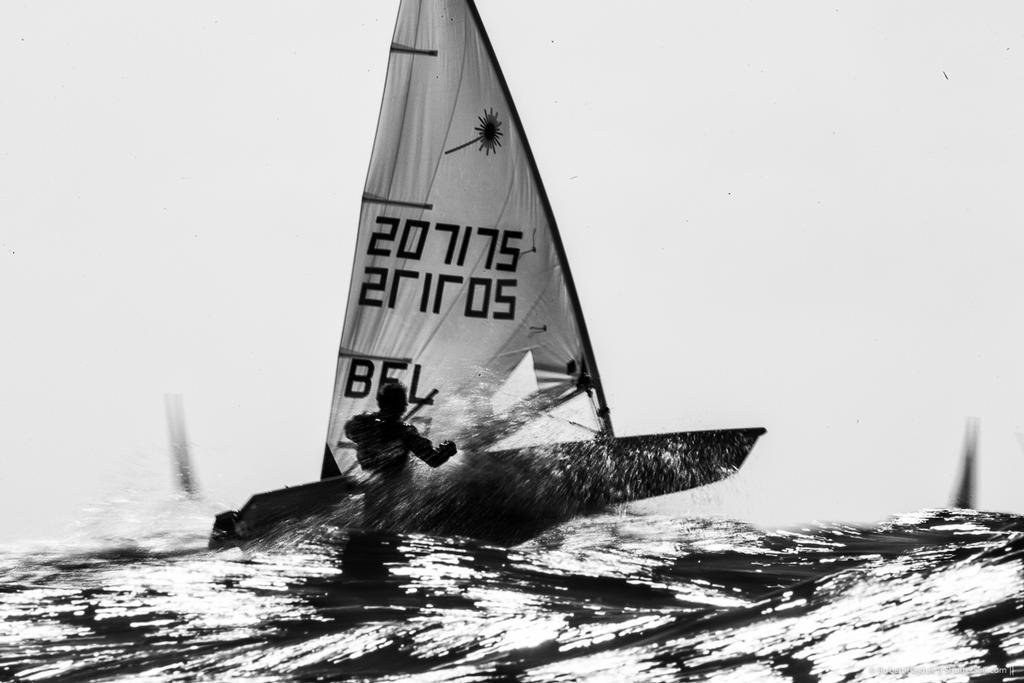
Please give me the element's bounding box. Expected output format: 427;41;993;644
344;412;439;475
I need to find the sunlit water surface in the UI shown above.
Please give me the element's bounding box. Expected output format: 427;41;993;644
3;500;1024;682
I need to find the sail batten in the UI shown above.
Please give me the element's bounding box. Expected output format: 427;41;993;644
390;43;439;57
362;193;434;211
324;0;612;474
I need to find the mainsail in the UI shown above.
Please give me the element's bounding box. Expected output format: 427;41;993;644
323;0;611;476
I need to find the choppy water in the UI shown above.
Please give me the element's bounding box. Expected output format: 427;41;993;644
3;502;1024;682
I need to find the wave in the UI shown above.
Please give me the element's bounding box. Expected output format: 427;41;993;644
2;508;1023;680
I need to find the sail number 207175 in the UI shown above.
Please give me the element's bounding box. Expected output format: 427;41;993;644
356;216;523;321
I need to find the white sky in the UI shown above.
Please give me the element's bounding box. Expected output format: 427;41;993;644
2;1;1023;542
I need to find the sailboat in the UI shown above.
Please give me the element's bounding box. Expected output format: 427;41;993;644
210;0;765;547
950;418;978;509
165;394;198;499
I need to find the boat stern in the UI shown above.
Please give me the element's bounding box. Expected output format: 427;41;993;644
209;510;241;549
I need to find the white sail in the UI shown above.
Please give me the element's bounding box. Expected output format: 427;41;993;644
324;0;610;474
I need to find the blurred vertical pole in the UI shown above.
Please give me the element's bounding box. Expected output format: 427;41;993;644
165;393;198;498
951;417;978;509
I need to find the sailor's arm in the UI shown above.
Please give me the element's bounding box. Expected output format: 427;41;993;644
401;424;457;467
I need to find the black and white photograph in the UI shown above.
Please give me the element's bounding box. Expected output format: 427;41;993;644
2;1;1024;680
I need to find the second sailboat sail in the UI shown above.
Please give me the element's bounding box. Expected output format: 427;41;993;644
324;0;610;475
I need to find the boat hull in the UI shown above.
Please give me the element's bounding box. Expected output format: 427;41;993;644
210;427;765;548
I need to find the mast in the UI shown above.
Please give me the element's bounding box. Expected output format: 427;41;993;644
464;0;614;435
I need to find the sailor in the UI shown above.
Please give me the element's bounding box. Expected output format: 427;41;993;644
344;380;457;477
